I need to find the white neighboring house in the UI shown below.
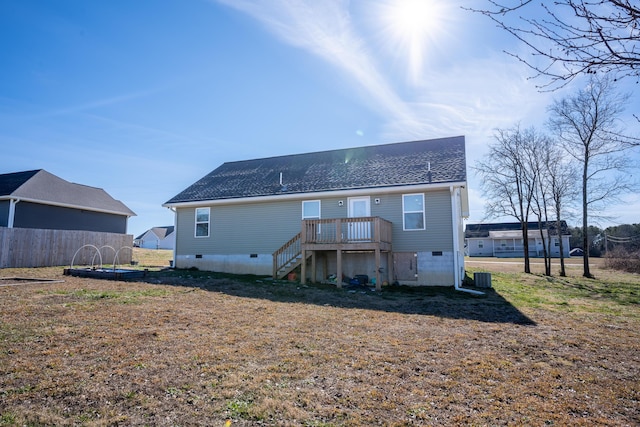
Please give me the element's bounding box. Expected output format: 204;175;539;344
134;226;175;250
465;221;571;258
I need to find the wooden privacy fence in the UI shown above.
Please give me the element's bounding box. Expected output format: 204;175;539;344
0;227;133;268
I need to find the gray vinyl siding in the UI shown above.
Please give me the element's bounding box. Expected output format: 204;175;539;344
0;200;8;227
175;188;454;256
375;190;453;252
319;190;452;253
176;200;302;255
11;201;128;233
467;238;494;257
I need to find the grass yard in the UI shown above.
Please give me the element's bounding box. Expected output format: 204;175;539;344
0;251;638;426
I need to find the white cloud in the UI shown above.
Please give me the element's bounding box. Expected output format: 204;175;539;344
214;1;555;146
213;0;637;228
215;0;422;132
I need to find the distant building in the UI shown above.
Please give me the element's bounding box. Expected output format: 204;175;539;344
134;226;175;250
0;169;135;233
0;169;135;268
465;221;571;258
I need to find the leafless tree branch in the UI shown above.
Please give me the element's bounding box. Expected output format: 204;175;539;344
466;1;640;90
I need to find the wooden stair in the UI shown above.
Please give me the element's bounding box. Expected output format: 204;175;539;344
273;232;310;280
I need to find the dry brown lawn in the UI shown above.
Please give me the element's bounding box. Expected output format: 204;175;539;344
1;251;638;426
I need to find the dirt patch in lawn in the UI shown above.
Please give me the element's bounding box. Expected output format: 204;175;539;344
0;264;638;426
0;277;64;287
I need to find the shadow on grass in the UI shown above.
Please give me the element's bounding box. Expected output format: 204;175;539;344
144;269;536;325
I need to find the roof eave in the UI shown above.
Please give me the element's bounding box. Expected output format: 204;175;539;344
163;181;467;208
0;196;137;217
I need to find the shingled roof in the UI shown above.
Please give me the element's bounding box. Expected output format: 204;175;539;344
165;136;466;204
135;226;174;241
465;221;570;238
0;169;136;216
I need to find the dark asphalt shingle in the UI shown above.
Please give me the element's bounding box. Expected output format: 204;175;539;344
166;136;466;204
0;169;135;216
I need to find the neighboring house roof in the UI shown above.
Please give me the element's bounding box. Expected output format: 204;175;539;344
135;226;174;240
0;170;39;195
0;169;136;216
165;136;466;205
465;221;570;239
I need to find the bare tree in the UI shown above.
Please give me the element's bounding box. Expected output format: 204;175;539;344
475;125;542;273
544;141;580;276
530;134;557;276
468;1;640;89
547;75;639;277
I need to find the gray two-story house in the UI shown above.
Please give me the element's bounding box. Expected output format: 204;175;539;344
164;136;469;289
0;169;135;233
0;169;136;268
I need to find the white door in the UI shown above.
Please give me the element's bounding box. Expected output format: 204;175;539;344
348;196;371;240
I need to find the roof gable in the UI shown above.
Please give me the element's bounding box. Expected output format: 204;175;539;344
135;226;174;241
166;136;466;204
0;169;135;216
151;226;174;239
0;169;40;196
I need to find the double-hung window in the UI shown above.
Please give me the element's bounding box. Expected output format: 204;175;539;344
302;200;321;220
403;194;425;230
303;200;321;237
195;207;210;237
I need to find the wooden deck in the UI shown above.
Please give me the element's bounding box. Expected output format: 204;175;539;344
301;217;392;290
273;217;393;289
301;217;392;250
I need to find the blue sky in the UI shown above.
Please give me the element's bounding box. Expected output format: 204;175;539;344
1;0;638;238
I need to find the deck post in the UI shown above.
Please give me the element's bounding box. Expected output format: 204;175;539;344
323;254;328;283
311;251;317;283
375;248;381;291
301;249;307;285
336;249;342;289
272;254;277;280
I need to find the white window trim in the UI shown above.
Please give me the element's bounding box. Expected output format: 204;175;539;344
402;193;426;231
194;207;210;238
303;200;321;234
302;200;321;220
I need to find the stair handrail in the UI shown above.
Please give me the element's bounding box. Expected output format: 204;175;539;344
272;232;302;279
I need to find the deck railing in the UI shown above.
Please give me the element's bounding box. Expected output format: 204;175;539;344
273;217;393;279
301;217;392;245
272;232;302;278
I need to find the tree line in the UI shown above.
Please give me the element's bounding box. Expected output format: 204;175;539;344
475;75;639;278
469;1;639;278
569;223;640;257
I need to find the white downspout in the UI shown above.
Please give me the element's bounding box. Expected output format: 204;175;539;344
168;207;177;268
450;186;484;295
8;199;19;228
450;186;460;287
